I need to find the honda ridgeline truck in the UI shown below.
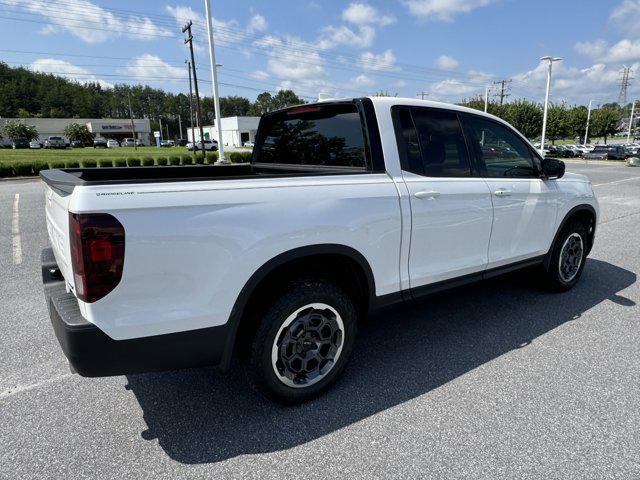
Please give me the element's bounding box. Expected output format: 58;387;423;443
41;98;598;403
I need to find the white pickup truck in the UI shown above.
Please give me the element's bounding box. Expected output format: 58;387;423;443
41;97;598;403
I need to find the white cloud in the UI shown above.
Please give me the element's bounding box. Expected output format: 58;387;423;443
358;50;399;71
395;80;407;88
125;54;184;83
247;13;267;33
30;58;113;88
10;0;170;43
402;0;498;21
317;24;376;49
436;55;460;70
342;3;396;26
576;38;640;64
250;70;270;80
610;0;640;33
429;69;492;101
350;74;375;87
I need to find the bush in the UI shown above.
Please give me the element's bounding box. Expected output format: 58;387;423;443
182;155;193;165
114;158;127;167
98;159;113;168
13;162;33;176
0;163;15;178
205;152;218;163
169;156;181;166
142;157;155;166
81;159;97;168
33;161;50;175
127;157;141;167
194;153;205;165
155;157;168;166
65;160;80;168
47;159;66;169
227;151;252;163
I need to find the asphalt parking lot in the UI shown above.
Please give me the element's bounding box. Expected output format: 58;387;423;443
1;162;639;479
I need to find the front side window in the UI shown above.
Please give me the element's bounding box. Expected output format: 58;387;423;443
394;107;472;177
255;103;367;169
463;115;539;178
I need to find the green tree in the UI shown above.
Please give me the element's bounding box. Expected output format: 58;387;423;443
220;96;251;117
250;92;274;115
545;103;571;144
2;120;38;141
458;95;506;119
504;100;543;139
63;123;94;144
566;106;588;141
271;90;305;109
591;106;622;144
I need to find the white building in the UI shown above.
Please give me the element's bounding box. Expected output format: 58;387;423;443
187;116;260;147
0;117;151;145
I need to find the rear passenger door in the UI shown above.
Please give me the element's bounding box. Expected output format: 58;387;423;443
461;114;558;267
393;106;494;290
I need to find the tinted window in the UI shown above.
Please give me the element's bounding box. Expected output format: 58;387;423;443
255;103;367;168
395;107;472;177
463;115;538;178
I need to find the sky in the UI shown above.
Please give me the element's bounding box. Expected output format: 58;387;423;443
0;0;638;107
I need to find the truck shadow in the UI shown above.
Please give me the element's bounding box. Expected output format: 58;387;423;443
125;258;636;464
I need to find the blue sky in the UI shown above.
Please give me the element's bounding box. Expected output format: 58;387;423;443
0;0;637;106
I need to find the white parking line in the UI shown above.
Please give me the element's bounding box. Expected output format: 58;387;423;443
593;176;640;187
12;193;22;265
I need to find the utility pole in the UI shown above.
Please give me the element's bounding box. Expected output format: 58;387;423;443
584;100;592;145
627;100;636;142
183;20;207;159
493;79;511;106
127;90;137;151
484;86;490;113
416;91;428;100
186;60;196;159
165;123;170;141
618;66;633;106
158;117;163;144
204;0;226;163
540;56;562;155
178;114;183;140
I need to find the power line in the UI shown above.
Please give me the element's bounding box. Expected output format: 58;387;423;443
493;79;512;106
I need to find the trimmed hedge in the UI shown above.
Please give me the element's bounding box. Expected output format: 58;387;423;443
227;151;252;163
65;160;80;168
114;158;127;167
127;157;141;167
194;154;205;165
182;155;193;165
155;157;168;166
13;162;34;176
98;159;113;167
33;161;50;175
0;163;14;177
142;157;155;166
205;152;218;163
169;156;181;165
81;159;97;168
47;160;66;169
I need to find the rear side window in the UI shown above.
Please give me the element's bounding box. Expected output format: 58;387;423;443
255;103;367;168
394;107;472;177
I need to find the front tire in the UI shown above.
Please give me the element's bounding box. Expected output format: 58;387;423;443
543;220;588;291
247;279;358;404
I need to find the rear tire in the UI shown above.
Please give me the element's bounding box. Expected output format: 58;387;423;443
247;278;358;404
542;220;588;291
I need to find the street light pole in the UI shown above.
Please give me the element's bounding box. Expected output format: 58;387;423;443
204;0;226;163
584;100;592;145
484;86;490;113
627;100;636;142
540;56;562;155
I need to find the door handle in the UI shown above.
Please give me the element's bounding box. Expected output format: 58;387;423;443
494;188;512;197
414;190;440;200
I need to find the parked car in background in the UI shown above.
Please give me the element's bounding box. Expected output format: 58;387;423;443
12;137;30;149
122;138;142;147
44;136;66;149
243;140;255;148
160;140;175;147
107;139;120;148
186;139;218;151
70;140;84;148
584;145;629;160
29;140;42;149
176;138;188;147
93;137;108;148
40;97;599;404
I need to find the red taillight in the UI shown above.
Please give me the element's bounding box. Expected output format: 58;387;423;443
69;212;125;303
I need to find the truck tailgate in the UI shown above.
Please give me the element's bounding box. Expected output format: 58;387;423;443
44;185;73;287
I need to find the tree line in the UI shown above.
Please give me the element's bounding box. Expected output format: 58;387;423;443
0;62;305;139
459;97;626;143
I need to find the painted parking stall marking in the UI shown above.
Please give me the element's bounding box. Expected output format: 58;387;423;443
12;193;22;265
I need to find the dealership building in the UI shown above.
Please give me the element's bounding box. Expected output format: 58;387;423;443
0;117;151;145
186;116;260;147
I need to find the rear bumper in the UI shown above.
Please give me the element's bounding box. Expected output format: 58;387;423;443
41;247;230;377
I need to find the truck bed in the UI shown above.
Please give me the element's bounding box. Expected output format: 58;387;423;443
40;163;365;195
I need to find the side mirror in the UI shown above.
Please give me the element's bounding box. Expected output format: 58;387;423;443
541;157;565;179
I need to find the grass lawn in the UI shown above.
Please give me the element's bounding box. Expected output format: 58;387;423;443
0;146;186;163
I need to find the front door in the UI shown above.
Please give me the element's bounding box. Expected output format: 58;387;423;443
393;106;494;290
461;114;558;267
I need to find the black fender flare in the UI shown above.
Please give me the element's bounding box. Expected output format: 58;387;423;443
217;244;376;370
543;204;597;270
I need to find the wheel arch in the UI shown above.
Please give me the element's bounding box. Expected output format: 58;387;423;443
544;204;597;269
218;244;376;370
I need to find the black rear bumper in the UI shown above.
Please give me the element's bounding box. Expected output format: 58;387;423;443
42;247;229;377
